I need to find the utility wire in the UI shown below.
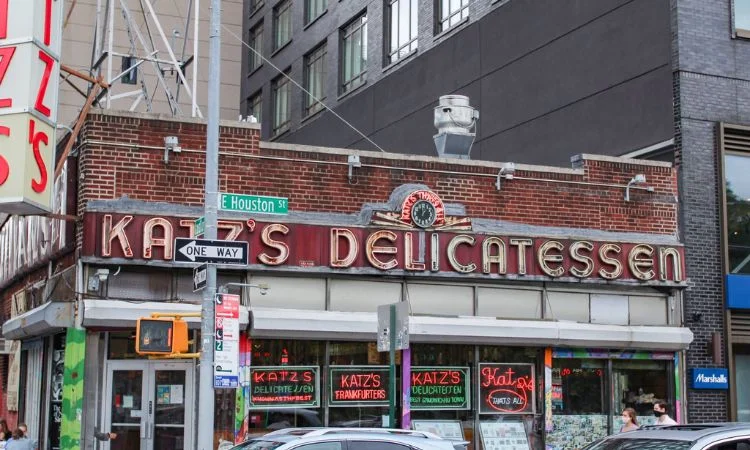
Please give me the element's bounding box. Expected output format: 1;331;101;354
219;24;389;153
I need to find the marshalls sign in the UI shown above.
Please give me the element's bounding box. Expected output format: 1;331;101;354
691;368;729;390
0;0;62;214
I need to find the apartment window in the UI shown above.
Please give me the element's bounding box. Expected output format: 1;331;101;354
248;23;263;72
436;0;469;33
736;0;750;37
250;0;264;15
272;73;291;136
274;0;292;50
387;0;418;64
247;91;262;123
305;0;327;25
341;13;367;94
304;44;327;117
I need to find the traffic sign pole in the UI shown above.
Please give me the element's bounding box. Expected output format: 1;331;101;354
198;0;220;446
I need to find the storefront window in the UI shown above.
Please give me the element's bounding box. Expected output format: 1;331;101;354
724;153;750;274
244;340;325;436
735;350;750;422
411;344;474;449
612;360;670;429
547;359;607;450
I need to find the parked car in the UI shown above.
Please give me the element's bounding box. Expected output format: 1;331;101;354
230;428;467;450
582;423;750;450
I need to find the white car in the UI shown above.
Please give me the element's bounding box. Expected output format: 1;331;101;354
229;428;468;450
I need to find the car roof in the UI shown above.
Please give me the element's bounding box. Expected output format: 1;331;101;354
603;424;750;442
273;432;457;450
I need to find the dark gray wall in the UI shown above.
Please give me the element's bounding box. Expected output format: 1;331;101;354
241;0;673;166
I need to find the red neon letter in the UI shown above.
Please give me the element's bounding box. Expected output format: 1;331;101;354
0;46;15;108
0;125;9;186
28;120;49;193
0;0;8;40
35;50;53;117
44;0;52;46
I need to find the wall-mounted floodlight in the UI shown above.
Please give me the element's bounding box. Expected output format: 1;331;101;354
495;162;516;191
625;174;647;202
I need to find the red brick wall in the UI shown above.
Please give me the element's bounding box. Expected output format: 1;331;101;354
78;113;678;236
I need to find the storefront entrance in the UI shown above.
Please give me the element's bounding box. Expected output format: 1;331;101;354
103;360;194;450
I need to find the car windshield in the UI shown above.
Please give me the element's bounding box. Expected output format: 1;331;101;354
231;439;289;450
583;438;692;450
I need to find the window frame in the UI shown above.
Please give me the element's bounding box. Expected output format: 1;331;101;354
273;0;293;51
271;72;291;136
734;0;750;38
303;43;327;117
340;12;368;94
249;0;265;16
247;91;262;123
305;0;328;26
248;22;264;74
435;0;470;34
386;0;418;65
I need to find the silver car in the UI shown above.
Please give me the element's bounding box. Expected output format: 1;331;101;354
230;428;468;450
583;424;750;450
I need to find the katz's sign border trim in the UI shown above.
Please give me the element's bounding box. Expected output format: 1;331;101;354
477;363;535;415
410;366;471;411
248;365;321;409
329;365;390;407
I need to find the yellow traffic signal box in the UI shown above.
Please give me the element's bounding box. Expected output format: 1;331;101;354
136;318;189;355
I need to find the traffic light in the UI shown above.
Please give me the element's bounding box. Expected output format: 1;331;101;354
136;318;189;355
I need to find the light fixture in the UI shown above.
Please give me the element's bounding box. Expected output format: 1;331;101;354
624;174;647;201
495;162;516;191
347;155;361;184
163;136;181;164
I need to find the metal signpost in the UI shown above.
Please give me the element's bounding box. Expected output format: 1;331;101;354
377;302;409;428
198;0;221;445
174;238;249;265
219;192;289;215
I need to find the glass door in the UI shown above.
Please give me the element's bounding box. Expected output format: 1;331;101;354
104;360;194;450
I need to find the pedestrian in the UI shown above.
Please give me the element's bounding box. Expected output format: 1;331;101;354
654;401;678;425
0;419;9;441
620;408;639;433
94;428;118;441
5;429;33;450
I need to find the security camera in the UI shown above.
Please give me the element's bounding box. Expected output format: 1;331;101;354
258;283;270;296
633;174;646;184
96;268;110;281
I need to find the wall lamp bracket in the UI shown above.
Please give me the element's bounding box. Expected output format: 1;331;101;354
163;136;181;164
495;162;516;191
348;155;361;184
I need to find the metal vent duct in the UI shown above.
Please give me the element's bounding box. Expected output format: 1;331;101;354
433;95;479;159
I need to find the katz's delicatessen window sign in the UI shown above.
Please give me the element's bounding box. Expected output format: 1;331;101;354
477;364;536;450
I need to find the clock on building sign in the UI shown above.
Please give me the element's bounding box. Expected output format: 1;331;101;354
411;200;437;228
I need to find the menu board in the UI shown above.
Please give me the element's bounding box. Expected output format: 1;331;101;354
412;420;465;440
478;363;535;414
329;366;390;407
479;421;530;450
411;367;470;410
248;366;320;409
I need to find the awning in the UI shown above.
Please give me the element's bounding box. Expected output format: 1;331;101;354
2;302;75;340
82;299;250;329
249;307;694;351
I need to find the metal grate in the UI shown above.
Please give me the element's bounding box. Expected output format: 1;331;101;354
722;124;750;153
730;311;750;344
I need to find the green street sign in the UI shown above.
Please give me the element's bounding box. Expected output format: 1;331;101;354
194;217;205;238
219;192;289;215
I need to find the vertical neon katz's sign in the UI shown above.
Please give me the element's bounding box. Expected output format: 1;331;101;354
478;363;535;414
0;0;62;214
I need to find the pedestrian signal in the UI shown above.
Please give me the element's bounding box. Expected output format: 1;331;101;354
136;318;189;355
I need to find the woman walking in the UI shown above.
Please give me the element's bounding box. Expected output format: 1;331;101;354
620;408;640;433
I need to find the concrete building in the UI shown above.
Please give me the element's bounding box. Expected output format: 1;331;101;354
240;0;750;421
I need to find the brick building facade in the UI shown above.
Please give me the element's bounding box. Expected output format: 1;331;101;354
2;111;692;449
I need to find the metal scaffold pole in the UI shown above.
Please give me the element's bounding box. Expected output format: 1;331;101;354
198;0;221;447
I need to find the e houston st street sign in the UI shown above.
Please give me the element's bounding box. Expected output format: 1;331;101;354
219;192;289;215
174;238;249;266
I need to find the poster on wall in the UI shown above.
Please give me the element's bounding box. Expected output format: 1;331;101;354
412;420;465;440
410;367;470;410
329;366;390;407
248;366;320;409
478;421;530;450
478;363;535;415
48;333;65;450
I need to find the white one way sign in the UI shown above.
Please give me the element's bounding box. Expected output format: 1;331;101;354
174;238;249;266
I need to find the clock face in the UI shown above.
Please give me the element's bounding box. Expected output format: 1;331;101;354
411;200;437;228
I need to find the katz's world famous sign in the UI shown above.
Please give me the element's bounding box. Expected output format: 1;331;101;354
0;0;62;214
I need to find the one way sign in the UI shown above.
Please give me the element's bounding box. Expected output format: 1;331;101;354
174;238;249;266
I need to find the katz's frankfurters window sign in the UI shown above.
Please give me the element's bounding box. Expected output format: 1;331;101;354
478;363;535;414
248;366;320;409
329;366;390;407
411;367;470;410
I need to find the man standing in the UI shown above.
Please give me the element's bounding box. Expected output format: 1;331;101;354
654;402;678;425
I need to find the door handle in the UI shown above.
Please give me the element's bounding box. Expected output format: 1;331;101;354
140;418;147;439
